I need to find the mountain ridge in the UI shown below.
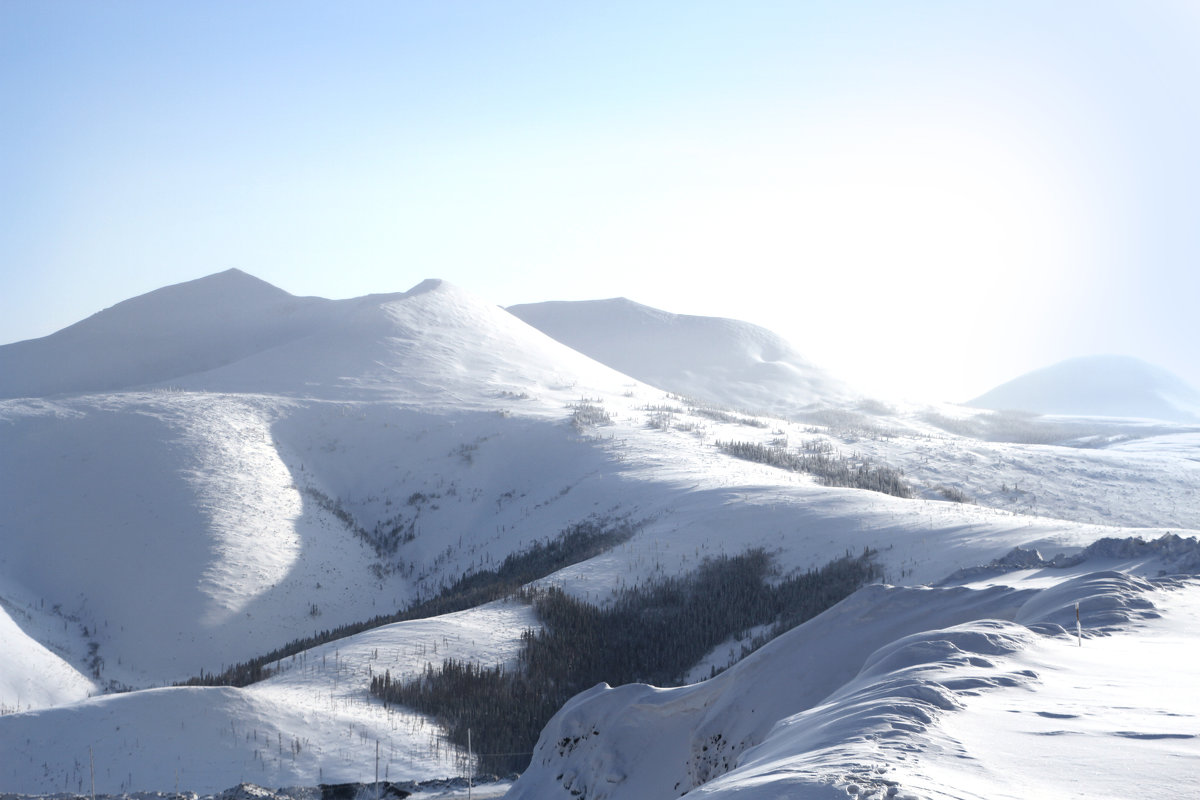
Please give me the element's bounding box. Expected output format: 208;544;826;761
508;296;854;415
2;272;1199;797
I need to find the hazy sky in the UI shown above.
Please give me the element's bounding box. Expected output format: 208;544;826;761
3;1;1198;402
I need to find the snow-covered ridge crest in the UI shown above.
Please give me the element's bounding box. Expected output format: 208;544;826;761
508;296;854;415
0;271;638;402
150;274;638;400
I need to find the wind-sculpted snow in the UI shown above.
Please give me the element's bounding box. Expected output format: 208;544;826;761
941;533;1200;585
1014;571;1164;632
509;572;1192;800
855;621;1031;678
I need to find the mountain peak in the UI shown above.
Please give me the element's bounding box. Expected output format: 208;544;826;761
153;268;292;301
403;278;447;297
0;270;329;398
969;354;1200;422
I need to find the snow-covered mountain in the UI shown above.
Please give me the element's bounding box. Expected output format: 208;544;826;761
0;269;338;399
508;297;853;415
0;272;642;689
2;272;1198;798
968;354;1200;423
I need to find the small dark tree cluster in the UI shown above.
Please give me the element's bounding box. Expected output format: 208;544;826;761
87;641;104;678
302;487;366;536
371;661;562;777
715;440;912;498
372;548;880;774
687;406;768;428
934;484;973;503
301;486;423;560
797;408;895;441
179;517;638;688
570;401;612;430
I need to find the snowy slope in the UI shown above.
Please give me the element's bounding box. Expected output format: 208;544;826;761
3;272;1200;797
797;403;1200;531
968;354;1200;422
508;297;853;415
0;278;647;687
0;598;97;715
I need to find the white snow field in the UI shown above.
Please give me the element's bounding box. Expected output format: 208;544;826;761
1;271;1198;798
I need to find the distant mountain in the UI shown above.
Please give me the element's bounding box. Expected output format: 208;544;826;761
0;272;631;401
968;355;1200;422
508;297;853;415
0;274;641;688
159;277;638;400
0;269;337;399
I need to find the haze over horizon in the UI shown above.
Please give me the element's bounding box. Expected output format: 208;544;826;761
3;1;1198;402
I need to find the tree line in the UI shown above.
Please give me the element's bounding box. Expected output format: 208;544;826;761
178;516;638;688
715;439;913;498
371;547;880;774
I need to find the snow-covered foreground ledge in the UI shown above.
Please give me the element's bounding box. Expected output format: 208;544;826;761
509;571;1199;800
919;582;1200;800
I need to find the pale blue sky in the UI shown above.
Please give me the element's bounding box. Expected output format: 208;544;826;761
3;1;1198;402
